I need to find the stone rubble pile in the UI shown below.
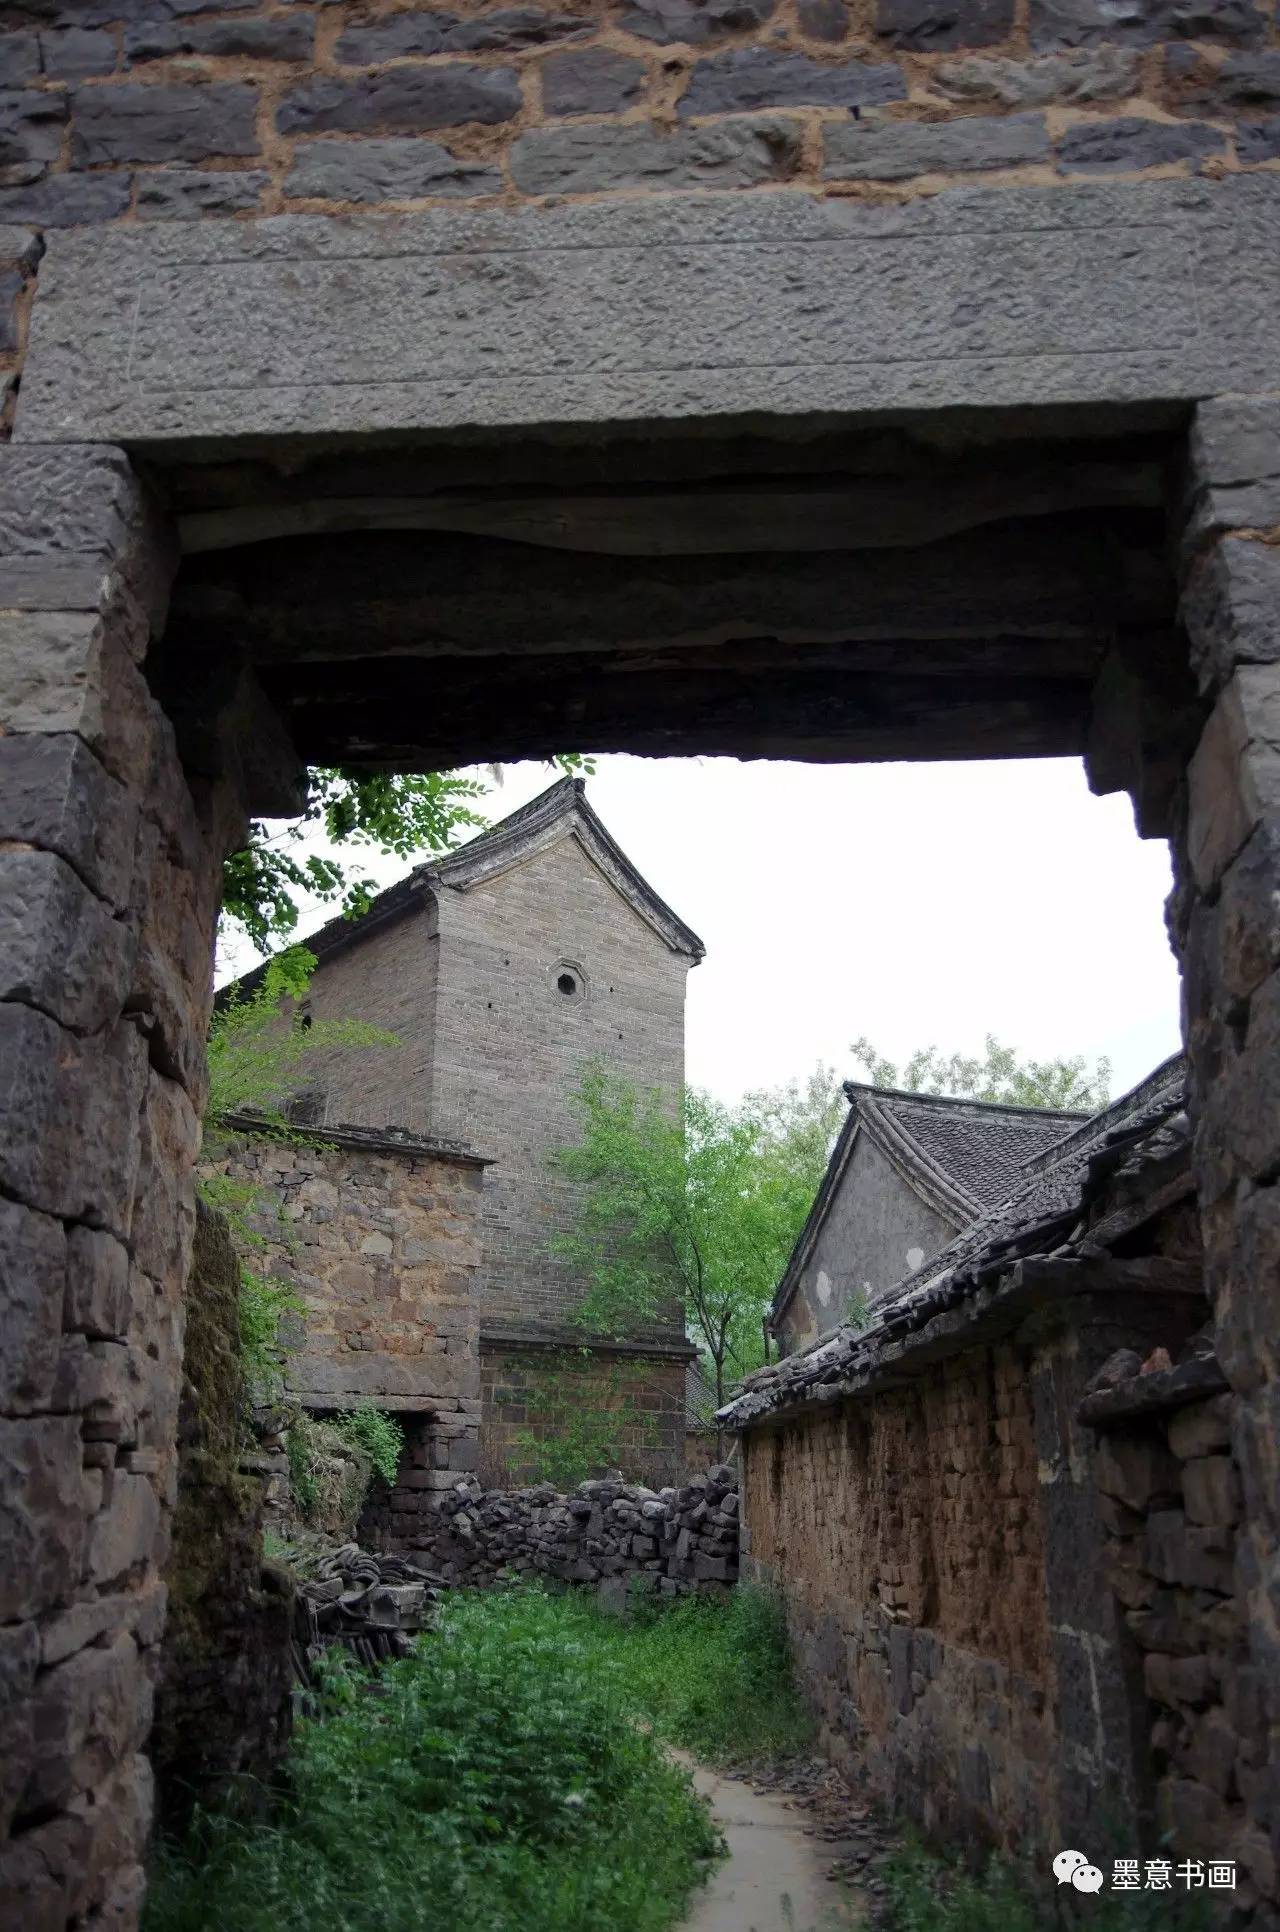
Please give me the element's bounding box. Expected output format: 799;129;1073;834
391;1464;741;1594
293;1541;446;1674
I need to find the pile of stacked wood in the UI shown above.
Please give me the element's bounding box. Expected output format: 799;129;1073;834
291;1542;446;1677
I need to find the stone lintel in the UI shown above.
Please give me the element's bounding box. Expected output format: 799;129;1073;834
15;177;1280;454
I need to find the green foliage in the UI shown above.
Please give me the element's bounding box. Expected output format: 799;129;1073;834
328;1402;405;1487
235;1268;303;1405
145;1587;722;1932
882;1843;1212;1932
206;946;396;1137
284;1411;375;1536
508;1351;659;1488
557;1067;843;1419
583;1582;815;1765
850;1032;1112;1113
222;758;595;954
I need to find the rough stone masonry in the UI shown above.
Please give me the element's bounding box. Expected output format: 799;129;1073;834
2;2;1280;1928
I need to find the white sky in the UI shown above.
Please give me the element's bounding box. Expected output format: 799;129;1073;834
218;754;1182;1107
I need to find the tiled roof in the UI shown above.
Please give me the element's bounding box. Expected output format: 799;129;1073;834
771;1082;1087;1326
852;1083;1089;1222
740;1055;1189;1429
230;775;703;993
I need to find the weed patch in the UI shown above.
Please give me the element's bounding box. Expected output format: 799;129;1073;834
882;1843;1214;1932
146;1587;726;1932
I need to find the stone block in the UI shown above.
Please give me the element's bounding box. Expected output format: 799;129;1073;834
877;0;1014;46
1239;118;1280;163
542;49;646;117
0;848;136;1034
933;48;1139;102
0;610;157;783
1185;669;1280;892
0;1198;65;1415
129;1074;199;1290
136;170;269;220
278;68;520;136
1181;1453;1241;1527
0;1811;89;1927
88;1474;161;1590
0;173;131;227
1058;116;1225;174
823;112;1050;180
0;33;40;84
1145;1510;1234;1594
25;1633;147;1815
0;734;138;910
1168;1393;1234;1460
0;1621;38;1838
1191;397;1280;493
337;9;587;58
0;1416;88;1623
1095;1430;1182;1512
0;1007;147;1237
619;0;776;41
71;82;261;165
680;48;905;113
512;118;801;194
41;28;116;78
125;17;314;61
285;139;500;202
0;88;66;168
1030;0;1263;49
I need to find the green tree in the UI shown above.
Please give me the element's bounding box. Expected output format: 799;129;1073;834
849;1032;1111;1112
222;758;593;954
556;1069;838;1446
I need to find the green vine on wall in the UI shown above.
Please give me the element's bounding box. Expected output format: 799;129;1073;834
506;1350;663;1489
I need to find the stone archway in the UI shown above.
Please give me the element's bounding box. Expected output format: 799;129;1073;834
2;177;1278;1925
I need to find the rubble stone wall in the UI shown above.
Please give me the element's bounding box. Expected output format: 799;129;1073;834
4;3;1280;420
1091;1390;1266;1899
207;1120;487;1416
364;1463;741;1594
478;1342;689;1488
739;1343;1058;1858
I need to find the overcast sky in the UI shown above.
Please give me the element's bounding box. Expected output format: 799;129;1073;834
218;754;1182;1108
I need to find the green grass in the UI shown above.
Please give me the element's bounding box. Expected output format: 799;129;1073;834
883;1842;1215;1932
527;1577;815;1764
146;1584;808;1932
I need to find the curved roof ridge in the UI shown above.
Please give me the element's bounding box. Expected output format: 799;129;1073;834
429;775;705;959
842;1079;1090;1124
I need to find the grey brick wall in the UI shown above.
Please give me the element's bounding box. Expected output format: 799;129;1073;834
298;827;692;1348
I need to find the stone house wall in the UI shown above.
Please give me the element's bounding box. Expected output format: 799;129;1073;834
741;1343;1057;1856
205;1120;487;1477
427;831;691;1342
777;1133;959;1355
1086;1381;1269;1894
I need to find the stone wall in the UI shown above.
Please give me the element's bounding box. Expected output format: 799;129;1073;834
1086;1379;1269;1905
478;1341;689;1487
149;1201;292;1827
207;1117;487;1417
740;1344;1057;1856
1;0;1278;381
364;1463;741;1594
0;446;286;1924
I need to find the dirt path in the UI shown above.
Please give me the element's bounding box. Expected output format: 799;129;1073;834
674;1755;869;1932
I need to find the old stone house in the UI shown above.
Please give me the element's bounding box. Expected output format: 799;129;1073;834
772;1082;1087;1356
240;775;704;1484
728;1055;1269;1911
